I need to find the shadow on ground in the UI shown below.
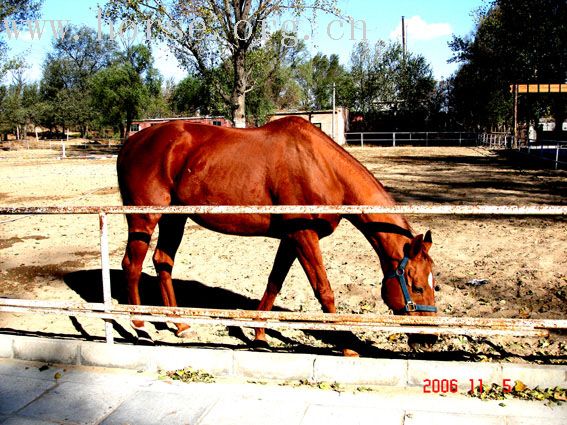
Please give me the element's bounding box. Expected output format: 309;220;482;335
63;269;370;357
50;269;565;363
371;151;566;205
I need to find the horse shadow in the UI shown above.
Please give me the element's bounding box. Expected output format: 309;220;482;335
62;270;526;361
63;269;380;356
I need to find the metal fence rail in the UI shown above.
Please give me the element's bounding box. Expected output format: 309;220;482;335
346;132;478;147
0;299;559;338
477;132;513;149
522;140;567;170
1;205;566;216
1;204;566;345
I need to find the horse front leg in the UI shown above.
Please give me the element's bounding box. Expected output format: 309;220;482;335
292;229;359;357
254;238;296;347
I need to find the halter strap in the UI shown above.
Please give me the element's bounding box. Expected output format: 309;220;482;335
383;256;437;313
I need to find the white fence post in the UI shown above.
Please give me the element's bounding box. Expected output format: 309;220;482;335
99;212;114;344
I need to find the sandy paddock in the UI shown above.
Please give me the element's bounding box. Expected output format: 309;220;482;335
0;146;565;362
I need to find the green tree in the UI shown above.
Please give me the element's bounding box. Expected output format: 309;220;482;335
0;1;43;139
245;31;307;124
171;75;211;116
0;57;29;140
103;0;339;127
349;41;436;130
122;44;174;119
39;25;119;136
90;45;159;139
449;0;567;132
0;0;43;68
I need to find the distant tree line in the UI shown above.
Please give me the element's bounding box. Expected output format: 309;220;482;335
0;0;564;140
0;24;445;139
448;0;567;137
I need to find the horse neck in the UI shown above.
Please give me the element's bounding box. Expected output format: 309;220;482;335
341;166;413;273
349;213;413;273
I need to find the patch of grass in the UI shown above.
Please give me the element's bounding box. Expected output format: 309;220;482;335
278;379;346;392
469;380;566;406
159;367;216;384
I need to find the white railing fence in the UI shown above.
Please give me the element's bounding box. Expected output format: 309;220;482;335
1;205;566;346
346;132;478;147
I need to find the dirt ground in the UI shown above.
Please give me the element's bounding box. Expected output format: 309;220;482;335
0;146;566;363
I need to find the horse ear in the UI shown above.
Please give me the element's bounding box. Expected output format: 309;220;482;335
423;230;433;253
404;234;424;258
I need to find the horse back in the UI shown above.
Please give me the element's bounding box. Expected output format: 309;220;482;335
118;117;346;207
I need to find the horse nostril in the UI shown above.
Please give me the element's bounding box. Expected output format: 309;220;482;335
434;285;441;292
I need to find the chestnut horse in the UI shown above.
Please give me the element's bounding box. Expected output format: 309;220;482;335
117;117;437;354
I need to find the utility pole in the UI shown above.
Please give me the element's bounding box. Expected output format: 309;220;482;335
513;84;518;149
402;16;407;60
332;82;336;141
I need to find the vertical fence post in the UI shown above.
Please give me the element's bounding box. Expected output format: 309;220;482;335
426;132;429;147
459;133;462;146
393;133;396;147
99;212;114;344
361;133;364;148
61;141;66;159
556;144;560;170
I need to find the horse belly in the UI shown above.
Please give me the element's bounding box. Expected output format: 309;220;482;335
174;161;275;236
189;213;272;236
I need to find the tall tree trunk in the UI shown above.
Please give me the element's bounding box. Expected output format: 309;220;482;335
232;49;247;128
232;91;246;128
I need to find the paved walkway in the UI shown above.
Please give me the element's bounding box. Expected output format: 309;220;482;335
0;358;565;425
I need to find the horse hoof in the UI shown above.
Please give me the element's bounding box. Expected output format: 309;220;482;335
342;348;360;357
176;328;197;339
251;339;272;352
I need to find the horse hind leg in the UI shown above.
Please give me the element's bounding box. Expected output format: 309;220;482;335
254;238;296;346
152;214;190;337
123;213;160;333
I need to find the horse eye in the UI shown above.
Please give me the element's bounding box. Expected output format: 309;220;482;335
412;285;424;294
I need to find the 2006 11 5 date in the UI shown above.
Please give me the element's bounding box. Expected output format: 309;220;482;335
423;379;513;393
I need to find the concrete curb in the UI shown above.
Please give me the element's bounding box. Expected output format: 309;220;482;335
1;334;565;388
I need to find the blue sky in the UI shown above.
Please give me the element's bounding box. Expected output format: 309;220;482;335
2;0;482;84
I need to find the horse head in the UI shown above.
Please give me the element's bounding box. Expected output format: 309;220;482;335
381;230;439;348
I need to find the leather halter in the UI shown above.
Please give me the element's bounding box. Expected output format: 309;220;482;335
383;256;437;313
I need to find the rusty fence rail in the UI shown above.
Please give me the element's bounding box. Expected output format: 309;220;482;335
1;204;566;345
1;204;566;215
